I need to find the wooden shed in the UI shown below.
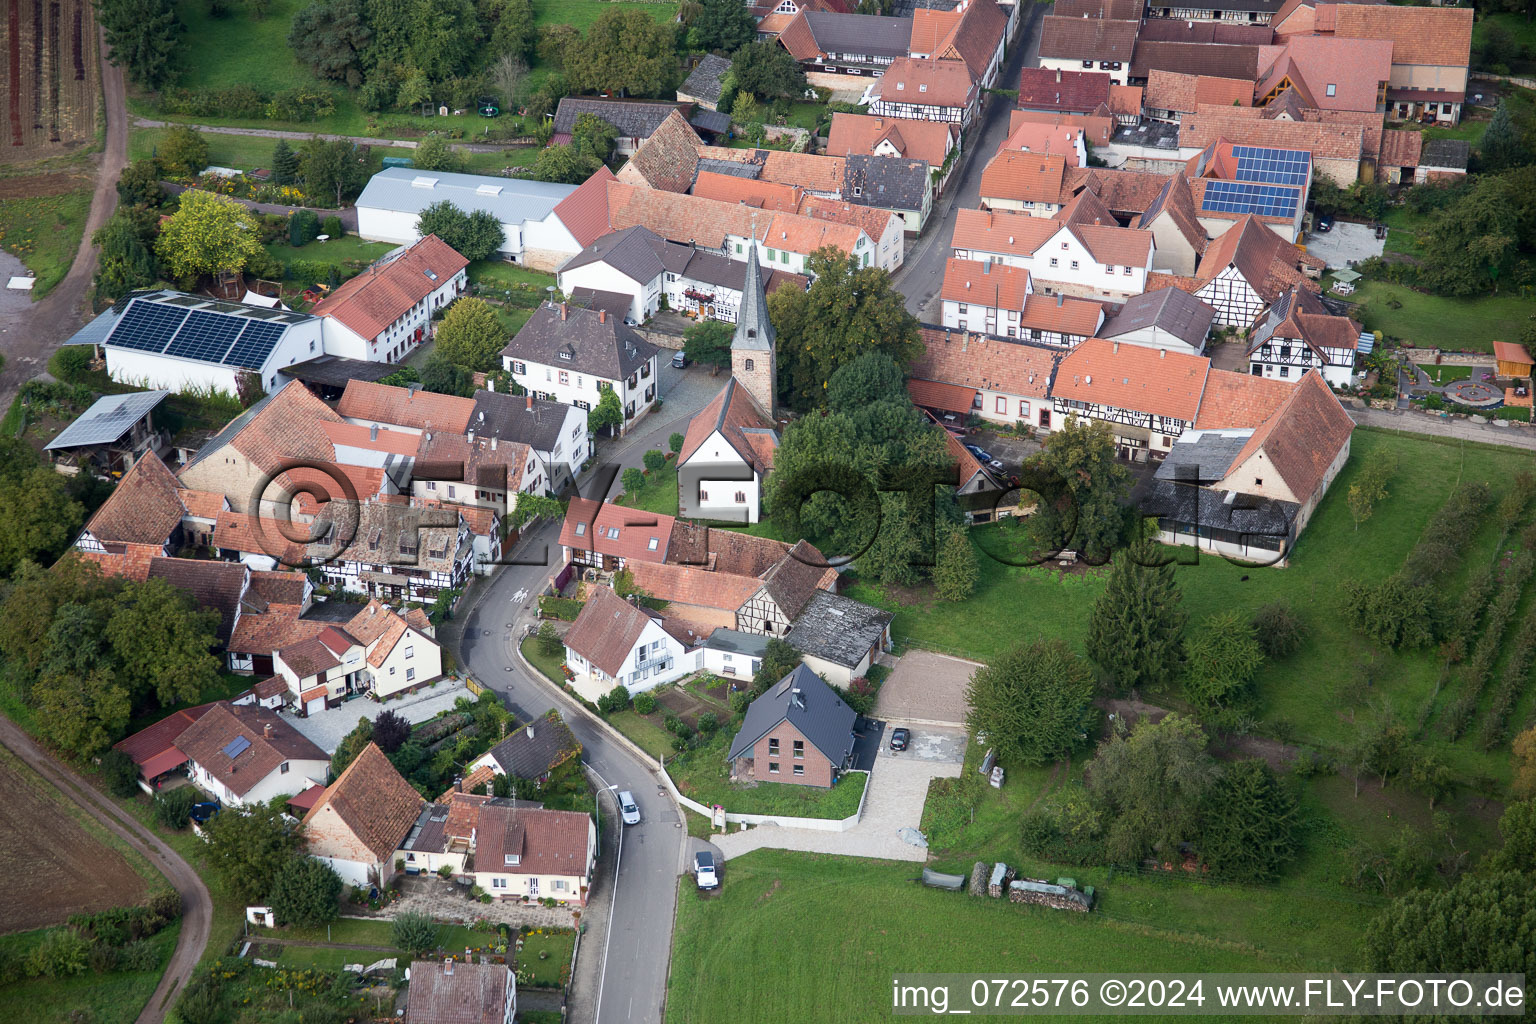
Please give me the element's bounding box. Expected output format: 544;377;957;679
1494;342;1533;379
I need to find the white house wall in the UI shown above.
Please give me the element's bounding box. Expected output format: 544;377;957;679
373;629;443;698
556;263;657;323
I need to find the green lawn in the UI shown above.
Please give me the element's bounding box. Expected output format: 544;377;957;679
0;923;181;1024
259;918;393;946
275;943;373;972
665;729;867;818
521;636;567;685
1415;362;1477;384
666;851;1301;1024
608;708;674;760
0;188;92;298
129;126;280;172
1379;205;1426;258
1348;279;1533;355
468;260;557;291
615;460;680;515
1474;14;1536;74
516;928;576;988
849;428;1536;778
265;235;396;267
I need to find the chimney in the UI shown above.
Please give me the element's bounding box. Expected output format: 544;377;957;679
560;302;568;321
454;775;464;792
1056;293;1064;307
598;309;607;324
369;424;379;441
525;394;533;411
490;436;497;451
263;723;272;739
526;724;535;740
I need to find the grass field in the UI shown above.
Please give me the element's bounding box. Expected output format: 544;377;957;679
615;459;680;515
848;427;1536;780
608;708;673;760
265;235;396;266
517;928;576;988
1415;362;1477;384
1379;205;1425;258
0;922;180;1024
665;729;867;818
1348;280;1532;355
521;636;567;685
128;127;279;172
0;187;93;298
468;261;557;291
665;851;1302;1024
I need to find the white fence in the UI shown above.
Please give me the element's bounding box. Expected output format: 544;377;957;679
658;761;871;832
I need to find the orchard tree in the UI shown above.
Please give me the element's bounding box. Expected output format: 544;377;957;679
155;191;263;283
371;710;412;753
202;802;304;904
105;578;223;707
413;135;465;173
157;125;209;178
269;857;343;928
1514;725;1536;799
434;298;505;371
1485;799;1536;874
1085;542;1187;693
1198;759;1298;881
1183;610;1264;710
1086;713;1218;866
117;159;166;209
965;638;1095;767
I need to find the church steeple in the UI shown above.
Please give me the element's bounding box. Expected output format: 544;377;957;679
731;239;777;417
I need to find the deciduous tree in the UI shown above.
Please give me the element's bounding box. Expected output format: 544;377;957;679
1023;415;1131;561
32;668;131;759
489;0;535;59
154;191;263;283
1485;799;1536;874
420;354;475;396
202;802;304;904
965;638;1095;767
298;137;369;208
372;711;412;753
105;578;222;707
682;319;734;370
688;0;755;53
158;125;209;178
825;351;906;408
567;8;678;97
589;388;623;434
728;41;807;102
413;135;465;173
416;200;505;261
1085;542;1186;693
751;637;802;695
269;857;343;927
434;297;505;371
91;213;159;305
0;468;84;573
331;718;374;777
1365;872;1536;977
1514;725;1536;799
1086;713;1217;866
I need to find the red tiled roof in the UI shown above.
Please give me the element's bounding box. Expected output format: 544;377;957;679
320;420;422;457
1052;337;1209;423
626;561;764;615
616;111;701;194
405;961;513;1024
913;326;1060;401
210;380;347;475
692;171;803;212
303;742;424;861
1182;112;1365;163
826;114;954;166
1332;4;1472;67
979;151;1074;206
998;121;1083;164
1019;292;1106;337
474;804;590;880
1038;16;1139;63
908;377;978;414
951;206;1057;258
310;235;468;342
336;380;475;432
665;524;793;576
1378;130;1423;168
227;601;326;656
85;450;184;546
554;166;618;248
558;498;675;564
1222;370;1354;500
1495;342;1533;366
873;57;978;110
678;378;776;472
113;703;217;769
564;586;664;677
174;702;327;797
796;195;899;243
925;0;1007;81
177;488;227;520
1193;368;1294;429
942;258;1032;310
1145;70;1253;115
1009;109;1112;148
1197;215;1318;304
1109;84;1142;117
1017;67;1111;113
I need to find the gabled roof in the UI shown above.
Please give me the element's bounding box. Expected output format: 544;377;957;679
1193;368;1294;430
485;714;580;779
942;258;1032;310
1256;36;1392;114
1378;130;1423;169
185;379;346;475
666;524;795;576
797;195;901;243
278;634;344;678
759;539;835;620
1017;67;1111;113
356;168;576;224
553;166;619;249
1109;84;1142;118
46;390;171;451
726;664;857;763
1009;108;1113;148
1019;292;1107;337
337;380;475;433
501;302;658;381
1221;370;1353;500
912;326;1061;400
1145;70;1253;115
474;804;590;878
113;702;217;768
1100;288;1217;348
843;154;930;213
999;120;1084;164
82;450;186;546
304;742;424;861
564;586;668;677
467;389;578;456
784;590;894;668
1138;174;1209;257
1053;0;1143;16
310;235;468;342
559;224;672;283
558;497;675;564
1130;42;1261;81
1494;342;1533;366
951;206;1058;258
144;556;249;643
919;0;1008;80
174;702;327;797
1332;4;1472;67
780;9;913;61
552;97;685;138
827;113;954;167
680;54;731;105
345;598;418;667
872;57;978;110
1136;19;1274;45
1197;215;1315;303
1038;16;1139;62
679;377;778;473
405;960;512;1024
1052;337;1210;423
625;560;764;615
979;151;1074;206
692;170;803;212
616;110;703;194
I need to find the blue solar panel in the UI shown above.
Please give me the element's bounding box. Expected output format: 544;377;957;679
1201;179;1303;219
109;301;188;353
1231;145;1312;187
164;309;244;363
221;736;251;759
223;320;287;369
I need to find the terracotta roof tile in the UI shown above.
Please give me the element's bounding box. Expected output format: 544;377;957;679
144;557;248;643
336;380;476;433
1039;16;1139;62
249;570;308;605
615;110;702;194
174;702;326;797
678;377;776;471
310;236;468;342
626;561;764;615
1183;110;1364;163
692;171;804;212
474;804;590;881
796;195;900;243
405;961;512;1024
951;206;1057;258
1009;109;1112;148
1109;84;1142;117
1193;368;1294;429
1020;292;1107;337
998;121;1084;164
1222;370;1353;499
564;586;666;676
553;166;619;248
827;114;954;167
1053;0;1142;16
928;0;1008;80
942;258;1032;309
558;498;674;564
1131;41;1261;81
873;57;978;110
760;151;846;195
1333;4;1472;67
177;488;227;520
1148;271;1203;293
666;524;792;575
979;151;1073;206
760;539;837;619
304;742;425;860
1197;215;1319;304
1378;129;1423;168
114;703;217;768
1053;337;1210;423
1018;67;1111;113
908;377;978;414
85;450;184;546
913;327;1061;400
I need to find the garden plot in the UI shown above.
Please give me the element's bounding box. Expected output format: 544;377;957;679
2;0;97;158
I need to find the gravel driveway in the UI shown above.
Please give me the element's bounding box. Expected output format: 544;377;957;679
283;678;471;753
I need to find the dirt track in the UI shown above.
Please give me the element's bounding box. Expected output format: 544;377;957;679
0;714;211;1024
0;23;127;409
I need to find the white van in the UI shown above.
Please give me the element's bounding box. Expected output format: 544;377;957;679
618;790;640;825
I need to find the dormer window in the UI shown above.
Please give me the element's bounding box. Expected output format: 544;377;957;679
575;522;586;536
504;854;519;866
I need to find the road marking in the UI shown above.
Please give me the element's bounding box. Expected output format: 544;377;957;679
586;760;624;1024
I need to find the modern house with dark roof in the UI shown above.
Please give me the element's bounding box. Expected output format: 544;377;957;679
303;742;426;887
676;378;778;524
173;702;329;807
405;959;516;1024
727;664;859;787
500;302;660;434
784;590;894;685
1098;288;1218;357
467;712;581;783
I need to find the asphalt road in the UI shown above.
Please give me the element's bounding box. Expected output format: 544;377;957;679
893;1;1051;321
0;715;212;1024
450;518;686;1024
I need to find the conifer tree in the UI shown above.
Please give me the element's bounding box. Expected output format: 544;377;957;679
1085;542;1186;692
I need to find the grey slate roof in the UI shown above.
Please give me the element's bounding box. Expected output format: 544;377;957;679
802;11;915;59
356;167;577;224
560;225;670;283
553;98;684;138
726;663;858;764
732;245;774;354
468;389;576;456
704;627;770;658
690;109;733;136
844;154;930;214
680;55;732;105
1099;288;1215;347
280;355;407;389
1420;138;1470;170
1139;475;1298;539
45;390;170;450
784;590;894;669
485;715;580;779
697;158;762;180
501;302;659;380
1153;432;1250;486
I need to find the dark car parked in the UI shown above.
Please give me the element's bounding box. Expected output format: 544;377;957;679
890;727;910;751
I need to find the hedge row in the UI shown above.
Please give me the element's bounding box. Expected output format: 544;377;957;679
1477;598;1536;749
1442;551;1532;740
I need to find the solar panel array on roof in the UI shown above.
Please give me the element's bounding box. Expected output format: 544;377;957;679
1201;179;1302;218
112;302;190;352
224;320;287;369
105;295;307;368
1231;145;1311;187
164;309;244;362
222;735;252;759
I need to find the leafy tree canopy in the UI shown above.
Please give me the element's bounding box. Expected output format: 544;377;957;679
966;638;1096;768
202;801;305;905
1086;712;1217;866
434;297;505;372
155;191;264;283
728;41;807;102
269;856;343;928
688;0;756;54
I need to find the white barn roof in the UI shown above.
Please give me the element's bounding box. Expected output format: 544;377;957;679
355;167;579;224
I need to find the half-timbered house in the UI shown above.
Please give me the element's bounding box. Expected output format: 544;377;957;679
557;498;675;577
1193;215;1321;328
1246;285;1362;387
1050;338;1210;461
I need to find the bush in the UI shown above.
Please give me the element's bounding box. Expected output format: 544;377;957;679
633;691;658;715
118;940;160;972
391;911;443;956
538;596;583;620
1252;602;1308;659
728;691;748;714
643;449;667;473
321;215;343;238
669;432;685;454
696;712;719;735
26;929;88;978
48;346;94;383
154;787;196;830
100;748;143;798
89;943;120;974
597;685;631;714
289;209;320;247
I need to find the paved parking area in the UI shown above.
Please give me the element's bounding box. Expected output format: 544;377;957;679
712;728;966;863
283;678;471;753
972;431;1041;474
875;650;979;727
1302;221;1384;271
